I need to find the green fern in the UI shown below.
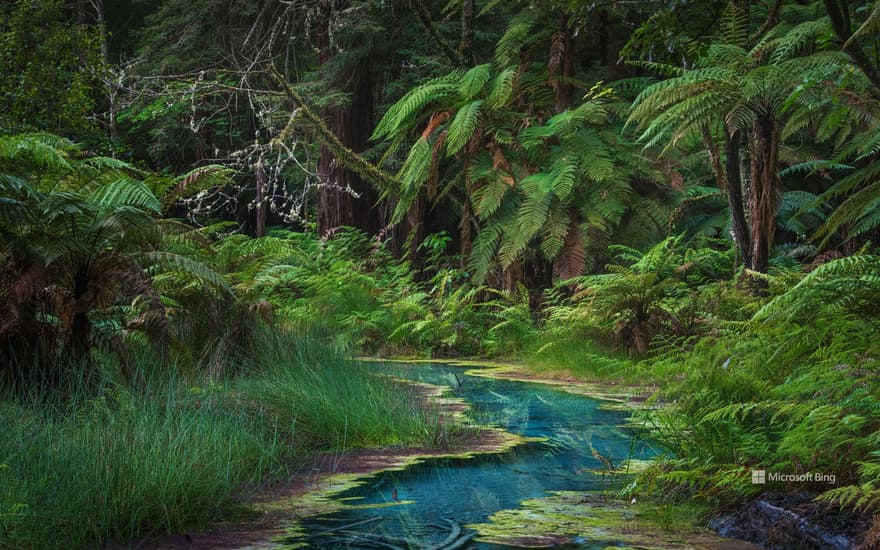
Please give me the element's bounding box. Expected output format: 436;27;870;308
445;99;483;155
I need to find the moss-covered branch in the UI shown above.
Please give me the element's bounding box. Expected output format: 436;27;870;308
268;67;401;191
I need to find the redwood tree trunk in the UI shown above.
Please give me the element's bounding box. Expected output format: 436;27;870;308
254;160;267;237
459;0;475;65
316;2;379;236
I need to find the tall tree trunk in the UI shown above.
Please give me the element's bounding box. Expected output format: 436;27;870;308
748;113;780;274
254;159;267;237
316;1;379;235
404;192;426;266
501;259;523;292
459;0;475;65
724;128;753;268
459;192;473;271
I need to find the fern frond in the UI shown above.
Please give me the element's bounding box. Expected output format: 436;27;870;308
495;12;535;67
91;178;161;214
459;63;493;99
371;73;461;142
445;100;483;156
486;68;517;109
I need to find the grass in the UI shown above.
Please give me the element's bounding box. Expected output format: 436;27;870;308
0;330;453;550
236;329;459;450
526;337;637;382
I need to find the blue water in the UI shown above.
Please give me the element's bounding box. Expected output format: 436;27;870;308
289;362;656;549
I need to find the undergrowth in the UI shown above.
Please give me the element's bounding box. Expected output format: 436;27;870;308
525;238;880;521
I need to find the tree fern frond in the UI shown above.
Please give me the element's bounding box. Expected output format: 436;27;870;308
158;164;236;206
0;133;73;172
471;177;511;219
459;63;493;99
517;172;554;239
767;17;832;64
371;74;461;142
398;137;433;188
549;157;578;200
446;100;483;156
469;221;504;283
486;68;517;109
91;178;161;214
146;251;232;294
81;156;145;176
495;12;535;67
720;2;749;47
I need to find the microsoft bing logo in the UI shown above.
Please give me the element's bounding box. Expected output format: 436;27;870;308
751;470;766;484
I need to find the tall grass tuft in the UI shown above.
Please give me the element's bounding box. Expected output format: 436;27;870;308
235;328;453;449
0;330;449;550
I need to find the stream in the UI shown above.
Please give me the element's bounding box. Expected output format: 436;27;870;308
285;362;661;549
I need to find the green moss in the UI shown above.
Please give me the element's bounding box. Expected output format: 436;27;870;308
273;428;536;545
467;491;748;548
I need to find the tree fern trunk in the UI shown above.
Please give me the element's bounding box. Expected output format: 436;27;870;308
64;267;92;374
553;210;585;280
748;113;780;275
502;259;523;292
725;128;752;268
405;192;425;267
66;312;91;364
550;14;573;112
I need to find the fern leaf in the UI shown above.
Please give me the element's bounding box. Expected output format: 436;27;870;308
446;100;483;156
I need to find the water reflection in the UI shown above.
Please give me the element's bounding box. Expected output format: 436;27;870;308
289;362;655;549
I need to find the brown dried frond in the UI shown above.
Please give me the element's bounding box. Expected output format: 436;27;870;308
421;111;451;140
554;213;585;281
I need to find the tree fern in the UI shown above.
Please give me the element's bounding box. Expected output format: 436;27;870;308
0;133;74;172
471;177;511;219
516;172;554;239
469;220;505;282
753;255;880;323
720;2;749;47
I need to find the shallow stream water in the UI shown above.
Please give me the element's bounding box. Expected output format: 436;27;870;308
289;362;658;549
